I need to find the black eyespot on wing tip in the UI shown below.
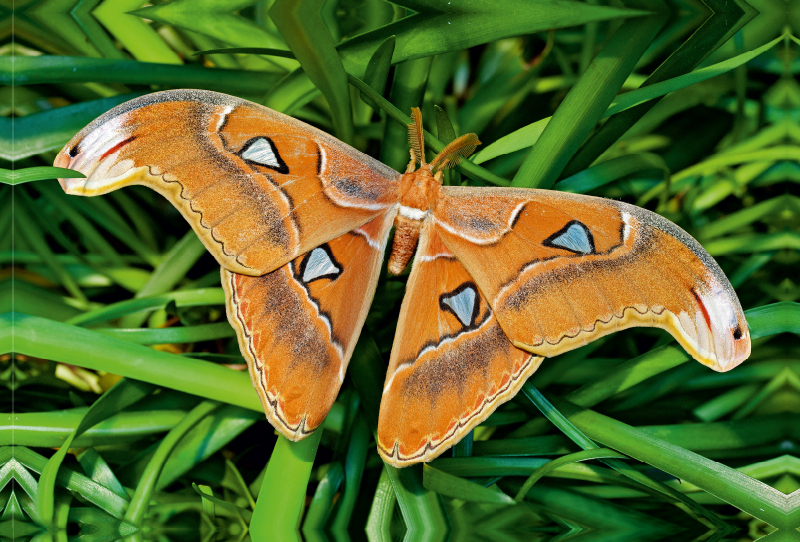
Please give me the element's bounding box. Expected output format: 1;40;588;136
733;326;743;340
68;146;79;158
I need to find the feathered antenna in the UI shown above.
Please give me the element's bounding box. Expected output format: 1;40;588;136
430;133;481;173
407;107;426;166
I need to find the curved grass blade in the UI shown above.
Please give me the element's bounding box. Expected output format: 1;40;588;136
380;56;433;171
473;35;783;169
1;93;141;161
131;0;298;71
36;378;157;527
562;0;758;175
330;416;371;534
96;322;234;344
347;73;510;186
4;56;280;94
523;384;729;529
125;401;222;525
514;448;627;501
385;465;448;542
360;36;395;112
92;0;182;64
549;394;800;529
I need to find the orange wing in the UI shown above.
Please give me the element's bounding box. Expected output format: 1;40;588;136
55;90;400;276
433;187;750;372
377;221;542;466
223;212;395;439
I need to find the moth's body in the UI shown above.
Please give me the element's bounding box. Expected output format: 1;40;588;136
390;165;441;274
55;89;751;467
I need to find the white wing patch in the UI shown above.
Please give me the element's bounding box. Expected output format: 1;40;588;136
547;222;593;254
441;286;477;327
303;247;341;283
241;137;283;169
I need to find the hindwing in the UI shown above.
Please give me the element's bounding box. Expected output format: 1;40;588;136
223;212;395;439
378;221;542;466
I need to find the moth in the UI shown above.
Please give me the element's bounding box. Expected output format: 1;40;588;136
55;90;751;466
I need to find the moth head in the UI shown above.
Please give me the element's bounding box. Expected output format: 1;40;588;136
406;107;481;178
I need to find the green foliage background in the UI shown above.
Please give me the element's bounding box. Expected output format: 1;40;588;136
2;0;800;541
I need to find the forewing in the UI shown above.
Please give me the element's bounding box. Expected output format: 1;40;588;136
223;211;395;439
55;90;400;276
434;187;750;372
378;221;542;466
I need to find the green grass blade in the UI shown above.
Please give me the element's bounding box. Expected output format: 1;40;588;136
422;465;514;504
330;416;370;534
0;167;84;186
550;396;800;529
380;56;433;171
91;0;182;64
270;0;353;144
66;288;225;326
553;153;669;194
347;73;510;186
359;36;395;112
36;379;155;526
514;448;627;501
385;465;448;542
119;232;207;327
3;56;280;94
10;313;262;412
523;385;728;529
512;1;667;189
125;401;222;525
251;431;324;542
302;462;344;533
96;322;234;344
131;0;298;71
562;0;757;175
1;93;140;161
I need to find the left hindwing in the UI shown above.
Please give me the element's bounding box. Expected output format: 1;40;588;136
433;187;751;371
378;221;542;466
223;211;395;440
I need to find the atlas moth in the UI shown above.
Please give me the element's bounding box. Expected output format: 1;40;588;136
56;90;750;466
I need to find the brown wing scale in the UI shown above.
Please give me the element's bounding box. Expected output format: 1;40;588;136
223;211;395;439
378;221;543;466
55;90;400;276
